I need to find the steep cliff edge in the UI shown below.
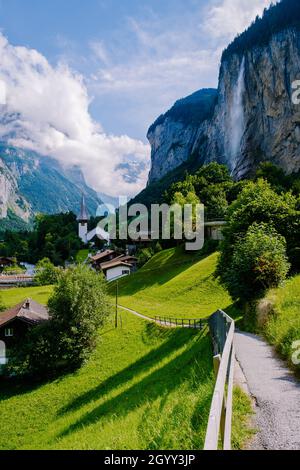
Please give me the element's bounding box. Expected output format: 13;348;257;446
207;28;300;179
147;89;217;182
147;0;300;184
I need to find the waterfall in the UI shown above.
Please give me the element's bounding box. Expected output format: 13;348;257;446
229;57;245;170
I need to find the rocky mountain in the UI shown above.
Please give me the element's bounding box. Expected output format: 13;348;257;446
147;0;300;185
0;143;100;231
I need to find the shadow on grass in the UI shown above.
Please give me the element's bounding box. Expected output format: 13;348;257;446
58;325;202;417
110;252;214;298
56;330;212;441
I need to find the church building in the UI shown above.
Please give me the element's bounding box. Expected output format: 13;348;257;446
77;194;110;245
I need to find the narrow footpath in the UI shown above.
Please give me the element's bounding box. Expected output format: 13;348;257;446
235;331;300;450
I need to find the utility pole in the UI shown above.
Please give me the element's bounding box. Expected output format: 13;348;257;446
115;280;118;328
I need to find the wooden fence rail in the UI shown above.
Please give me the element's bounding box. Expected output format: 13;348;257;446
204;309;235;450
154;316;206;330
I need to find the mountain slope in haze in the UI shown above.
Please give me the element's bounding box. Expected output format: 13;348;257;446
0;143;100;231
147;0;300;186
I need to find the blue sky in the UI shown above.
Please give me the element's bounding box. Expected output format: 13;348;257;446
0;0;273;195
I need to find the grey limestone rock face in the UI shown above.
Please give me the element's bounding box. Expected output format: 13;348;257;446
148;29;300;184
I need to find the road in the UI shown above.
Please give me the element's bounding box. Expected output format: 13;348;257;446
235;331;300;450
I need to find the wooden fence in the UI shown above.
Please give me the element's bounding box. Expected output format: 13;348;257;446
204;309;235;450
154;316;206;329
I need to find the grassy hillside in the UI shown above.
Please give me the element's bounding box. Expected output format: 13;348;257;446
111;247;233;319
0;285;53;308
264;275;300;370
0;260;253;450
0;310;215;450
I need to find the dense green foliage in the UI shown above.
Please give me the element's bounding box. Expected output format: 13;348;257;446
34;258;61;286
148;89;217;134
165;162;243;220
223;223;290;301
6;266;110;377
222;0;300;61
0;209;31;235
0;212;81;265
217;178;299;300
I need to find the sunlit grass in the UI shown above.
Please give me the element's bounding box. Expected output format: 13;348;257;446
264;275;300;370
110;247;233;319
0;312;215;450
0;285;53;308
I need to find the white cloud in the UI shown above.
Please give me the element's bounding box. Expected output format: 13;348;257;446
89;40;109;65
203;0;274;40
0;34;150;197
88;0;275;116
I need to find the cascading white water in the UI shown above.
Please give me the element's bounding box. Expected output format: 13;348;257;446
229;57;245;171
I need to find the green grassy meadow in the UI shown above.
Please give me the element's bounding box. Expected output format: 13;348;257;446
110;247;233;319
264;275;300;370
0;248;253;450
75;249;90;264
0;285;53;308
0;310;216;450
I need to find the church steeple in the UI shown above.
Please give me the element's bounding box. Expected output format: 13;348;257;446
77;193;89;222
77;194;89;244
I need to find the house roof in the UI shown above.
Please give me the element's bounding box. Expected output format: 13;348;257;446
90;250;116;263
100;260;133;271
0;257;15;264
118;255;138;263
0;299;49;328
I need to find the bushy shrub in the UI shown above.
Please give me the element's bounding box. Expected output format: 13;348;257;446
217;179;299;288
222;223;290;301
34;258;61;286
6;266;111;378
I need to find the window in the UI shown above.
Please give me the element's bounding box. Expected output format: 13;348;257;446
122;270;129;275
5;328;13;337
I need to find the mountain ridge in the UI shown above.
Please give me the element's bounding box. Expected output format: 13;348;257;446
0;143;101;232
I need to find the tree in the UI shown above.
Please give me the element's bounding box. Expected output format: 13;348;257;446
34;258;61;286
7;266;111;377
217;179;299;279
222;223;290;301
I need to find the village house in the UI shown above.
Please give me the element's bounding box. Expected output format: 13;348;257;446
0;257;15;272
90;251;137;281
0;299;49;367
90;249;118;270
100;259;133;282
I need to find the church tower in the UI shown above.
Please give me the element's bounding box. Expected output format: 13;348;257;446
77;194;89;244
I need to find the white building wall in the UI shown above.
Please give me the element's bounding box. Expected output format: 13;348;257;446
106;266;131;282
78;222;88;244
0;340;6;365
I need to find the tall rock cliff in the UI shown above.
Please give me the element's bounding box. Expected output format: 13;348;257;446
147;89;217;182
147;0;300;184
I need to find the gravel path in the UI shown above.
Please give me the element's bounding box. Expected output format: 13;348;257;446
235;331;300;450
